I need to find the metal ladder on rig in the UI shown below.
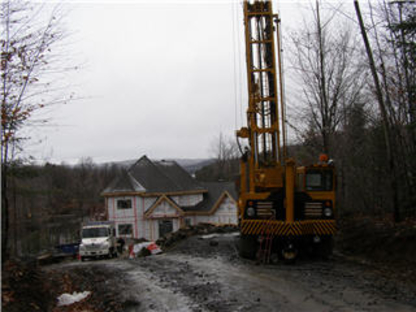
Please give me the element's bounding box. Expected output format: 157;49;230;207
257;217;275;264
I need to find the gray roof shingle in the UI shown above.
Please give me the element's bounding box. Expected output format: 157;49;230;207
102;170;145;194
103;155;205;194
180;181;237;212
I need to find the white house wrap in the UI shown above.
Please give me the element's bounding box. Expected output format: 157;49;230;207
102;156;238;241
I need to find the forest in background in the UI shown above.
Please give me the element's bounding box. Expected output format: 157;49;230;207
198;1;415;222
3;159;121;256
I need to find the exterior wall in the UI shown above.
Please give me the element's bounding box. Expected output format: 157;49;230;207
146;218;181;241
107;194;237;241
214;196;238;224
107;195;184;241
171;194;203;207
107;195;157;240
150;200;180;218
146;199;182;240
192;197;238;225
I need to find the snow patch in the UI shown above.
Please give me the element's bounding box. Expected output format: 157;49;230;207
199;232;240;240
57;291;91;306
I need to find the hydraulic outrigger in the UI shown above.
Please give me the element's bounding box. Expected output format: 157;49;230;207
237;0;336;262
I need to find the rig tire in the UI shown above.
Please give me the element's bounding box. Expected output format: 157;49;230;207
319;236;333;260
238;235;258;260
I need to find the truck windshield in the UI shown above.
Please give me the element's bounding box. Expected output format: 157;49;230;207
306;169;333;191
82;228;108;238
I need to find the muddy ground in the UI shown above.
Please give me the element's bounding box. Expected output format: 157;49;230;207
3;219;416;312
20;233;416;312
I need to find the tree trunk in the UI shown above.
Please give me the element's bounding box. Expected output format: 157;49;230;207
2;164;10;264
316;1;330;155
354;0;400;222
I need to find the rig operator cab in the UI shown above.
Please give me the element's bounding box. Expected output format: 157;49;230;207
236;0;337;262
297;155;336;221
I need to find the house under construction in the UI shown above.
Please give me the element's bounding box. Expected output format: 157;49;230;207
102;156;237;241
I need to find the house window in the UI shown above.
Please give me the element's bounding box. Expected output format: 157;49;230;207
158;220;173;238
185;218;192;227
117;199;132;209
118;224;133;236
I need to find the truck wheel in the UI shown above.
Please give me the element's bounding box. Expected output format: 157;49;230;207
238;235;258;260
81;256;85;262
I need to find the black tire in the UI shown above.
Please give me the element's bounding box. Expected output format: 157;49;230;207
238;235;258;259
320;236;333;260
283;257;297;265
81;256;85;262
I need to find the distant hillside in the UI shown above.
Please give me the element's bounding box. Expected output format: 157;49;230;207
194;158;240;183
175;159;215;174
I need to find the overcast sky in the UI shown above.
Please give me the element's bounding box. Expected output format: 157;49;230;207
23;0;351;165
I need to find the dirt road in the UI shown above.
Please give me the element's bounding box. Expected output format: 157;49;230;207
47;233;416;312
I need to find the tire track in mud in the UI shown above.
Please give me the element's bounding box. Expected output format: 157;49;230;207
47;234;416;312
113;235;416;312
112;255;249;312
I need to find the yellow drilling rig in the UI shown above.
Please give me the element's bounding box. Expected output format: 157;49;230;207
236;0;336;262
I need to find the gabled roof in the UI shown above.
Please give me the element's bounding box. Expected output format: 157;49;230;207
154;159;202;192
181;181;238;213
102;170;146;194
102;155;205;195
144;195;184;218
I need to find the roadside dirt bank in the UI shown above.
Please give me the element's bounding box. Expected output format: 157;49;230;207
336;216;416;285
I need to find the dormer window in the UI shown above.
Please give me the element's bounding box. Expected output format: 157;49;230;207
117;199;132;209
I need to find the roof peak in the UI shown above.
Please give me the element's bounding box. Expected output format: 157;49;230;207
124;155;204;193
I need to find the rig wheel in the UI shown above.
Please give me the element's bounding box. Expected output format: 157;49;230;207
319;236;333;259
238;235;258;260
282;249;298;264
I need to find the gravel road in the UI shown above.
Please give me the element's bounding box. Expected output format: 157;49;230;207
49;233;416;312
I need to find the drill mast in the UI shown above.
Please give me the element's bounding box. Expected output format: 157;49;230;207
238;0;286;192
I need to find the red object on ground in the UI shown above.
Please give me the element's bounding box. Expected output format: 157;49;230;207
129;244;134;258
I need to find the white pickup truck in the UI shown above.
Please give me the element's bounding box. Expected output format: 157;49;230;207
79;221;118;261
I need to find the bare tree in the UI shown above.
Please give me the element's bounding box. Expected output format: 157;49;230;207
1;0;73;260
194;132;240;182
374;0;415;219
289;1;368;156
355;0;415;221
210;132;239;180
211;132;238;164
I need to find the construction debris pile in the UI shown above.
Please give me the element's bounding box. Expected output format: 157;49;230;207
156;223;238;250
